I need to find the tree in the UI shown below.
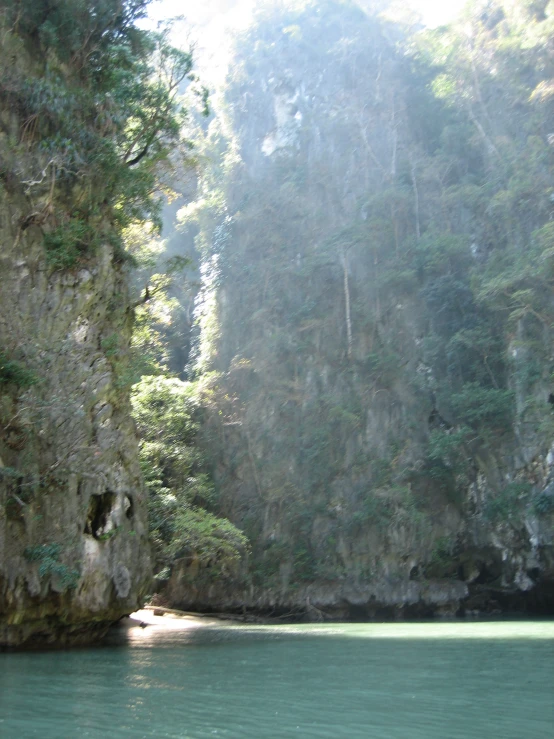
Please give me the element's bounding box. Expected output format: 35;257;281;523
131;375;248;579
0;0;208;268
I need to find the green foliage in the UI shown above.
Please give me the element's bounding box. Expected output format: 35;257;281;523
347;485;427;534
24;543;80;589
97;526;121;542
449;383;514;429
0;466;20;480
430;536;454;566
125;0;554;596
357;494;394;527
425;535;458;579
99;332;141;396
0;352;38;388
168;507;248;576
2;1;207;270
421;426;471;505
532;491;554;516
43;216;116;269
427;427;471;464
413;234;471;276
3;1;150;74
130;277;184;376
484;482;533;523
327;404;361;428
365;349;402;386
132;375;198;444
292;544;317;582
100;333;120;359
421;276;477;338
251;540;286;586
131;375;248;578
371;458;393;488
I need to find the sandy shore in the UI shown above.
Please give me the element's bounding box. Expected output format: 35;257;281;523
125;607;222;630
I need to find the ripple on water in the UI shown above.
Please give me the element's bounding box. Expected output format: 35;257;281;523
1;620;553;739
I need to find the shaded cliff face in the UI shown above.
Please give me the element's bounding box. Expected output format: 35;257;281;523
0;4;166;647
167;0;554;618
0;187;151;647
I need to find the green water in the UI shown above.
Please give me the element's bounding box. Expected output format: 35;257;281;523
1;621;553;738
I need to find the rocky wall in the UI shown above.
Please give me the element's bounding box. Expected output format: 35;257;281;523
0;184;151;647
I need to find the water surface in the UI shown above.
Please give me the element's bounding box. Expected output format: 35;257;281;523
1;620;553;738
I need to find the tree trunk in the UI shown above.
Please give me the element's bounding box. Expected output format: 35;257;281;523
342;249;353;358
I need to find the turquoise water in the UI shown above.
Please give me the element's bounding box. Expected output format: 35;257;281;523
1;620;553;738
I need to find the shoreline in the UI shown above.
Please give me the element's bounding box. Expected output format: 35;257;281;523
124;607;224;631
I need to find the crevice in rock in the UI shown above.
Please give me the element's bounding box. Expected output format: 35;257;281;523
428;408;450;430
84;492;116;539
473;561;501;585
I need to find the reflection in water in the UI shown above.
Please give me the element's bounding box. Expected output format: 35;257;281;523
1;620;553;738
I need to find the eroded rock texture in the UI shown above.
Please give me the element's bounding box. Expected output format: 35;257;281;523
0;193;151;647
165;0;554;620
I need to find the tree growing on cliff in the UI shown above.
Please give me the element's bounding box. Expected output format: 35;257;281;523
131;375;248;582
0;0;208;268
164;0;554;605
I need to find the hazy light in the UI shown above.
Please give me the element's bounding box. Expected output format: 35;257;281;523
141;1;255;84
414;0;466;27
144;0;466;29
140;1;468;81
141;0;254;33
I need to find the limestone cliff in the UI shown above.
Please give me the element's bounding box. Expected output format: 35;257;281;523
0;187;151;647
165;0;554;619
0;2;165;647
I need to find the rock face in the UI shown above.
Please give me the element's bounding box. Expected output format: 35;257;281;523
0;189;151;647
166;1;554;619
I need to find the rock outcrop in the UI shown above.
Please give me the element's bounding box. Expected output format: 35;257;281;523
0;189;151;646
164;0;554;620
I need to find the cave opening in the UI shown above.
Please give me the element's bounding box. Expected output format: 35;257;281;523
473;561;502;585
84;492;116;539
